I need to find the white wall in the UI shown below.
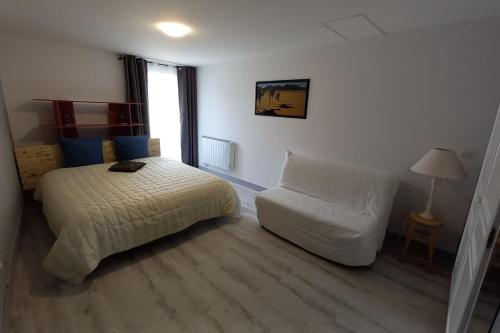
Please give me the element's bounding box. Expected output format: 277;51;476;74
0;35;125;322
198;18;500;252
0;76;23;327
0;34;125;144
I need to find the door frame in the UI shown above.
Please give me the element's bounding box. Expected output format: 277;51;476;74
456;203;500;332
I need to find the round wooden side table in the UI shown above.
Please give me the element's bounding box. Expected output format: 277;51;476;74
400;211;444;272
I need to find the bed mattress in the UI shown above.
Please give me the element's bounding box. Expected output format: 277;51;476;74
35;157;240;283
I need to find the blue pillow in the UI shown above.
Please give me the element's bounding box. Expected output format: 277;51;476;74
59;137;104;168
113;135;149;161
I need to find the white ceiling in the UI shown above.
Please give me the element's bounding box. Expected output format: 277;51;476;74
1;0;500;65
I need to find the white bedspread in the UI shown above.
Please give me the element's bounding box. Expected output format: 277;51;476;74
35;157;240;283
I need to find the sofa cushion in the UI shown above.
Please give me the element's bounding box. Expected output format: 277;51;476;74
255;187;380;265
279;150;399;218
257;187;375;235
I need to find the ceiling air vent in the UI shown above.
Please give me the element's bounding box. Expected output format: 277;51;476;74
321;14;386;41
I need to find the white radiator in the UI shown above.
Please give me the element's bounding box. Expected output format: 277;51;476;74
201;136;235;170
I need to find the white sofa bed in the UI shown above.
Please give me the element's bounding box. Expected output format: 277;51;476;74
255;150;399;266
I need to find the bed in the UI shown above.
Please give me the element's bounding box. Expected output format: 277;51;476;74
16;140;240;283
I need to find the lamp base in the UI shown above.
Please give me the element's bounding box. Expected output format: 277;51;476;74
419;177;438;220
419;211;435;220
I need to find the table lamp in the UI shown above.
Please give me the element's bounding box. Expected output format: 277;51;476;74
411;148;467;219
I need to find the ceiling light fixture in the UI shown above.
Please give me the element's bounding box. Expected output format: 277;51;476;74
157;22;192;38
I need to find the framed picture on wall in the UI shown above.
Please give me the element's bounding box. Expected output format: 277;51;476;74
255;79;310;119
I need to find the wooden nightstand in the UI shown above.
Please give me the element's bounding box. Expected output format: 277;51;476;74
400;211;444;272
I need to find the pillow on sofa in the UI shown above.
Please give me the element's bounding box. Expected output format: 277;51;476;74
113;135;149;161
59;137;104;167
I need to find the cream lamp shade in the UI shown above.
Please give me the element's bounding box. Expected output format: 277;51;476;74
411;148;468;179
411;148;467;219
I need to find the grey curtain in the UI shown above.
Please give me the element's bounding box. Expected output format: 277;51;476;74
124;55;149;135
177;66;198;167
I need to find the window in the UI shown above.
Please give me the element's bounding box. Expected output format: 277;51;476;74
147;63;181;160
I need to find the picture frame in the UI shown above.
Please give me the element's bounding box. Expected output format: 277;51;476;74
255;79;310;119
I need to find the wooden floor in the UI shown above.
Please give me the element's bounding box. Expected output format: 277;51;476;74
4;199;493;332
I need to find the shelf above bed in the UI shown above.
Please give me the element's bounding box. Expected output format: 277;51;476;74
33;99;143;105
33;99;146;138
39;123;147;129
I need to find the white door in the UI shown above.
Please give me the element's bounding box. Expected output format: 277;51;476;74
492;308;500;333
447;102;500;333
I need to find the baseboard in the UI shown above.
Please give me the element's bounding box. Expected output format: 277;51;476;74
199;167;266;191
1;202;23;332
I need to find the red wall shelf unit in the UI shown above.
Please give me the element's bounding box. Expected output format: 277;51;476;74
34;99;145;138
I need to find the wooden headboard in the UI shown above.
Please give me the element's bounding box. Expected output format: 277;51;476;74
15;138;161;190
